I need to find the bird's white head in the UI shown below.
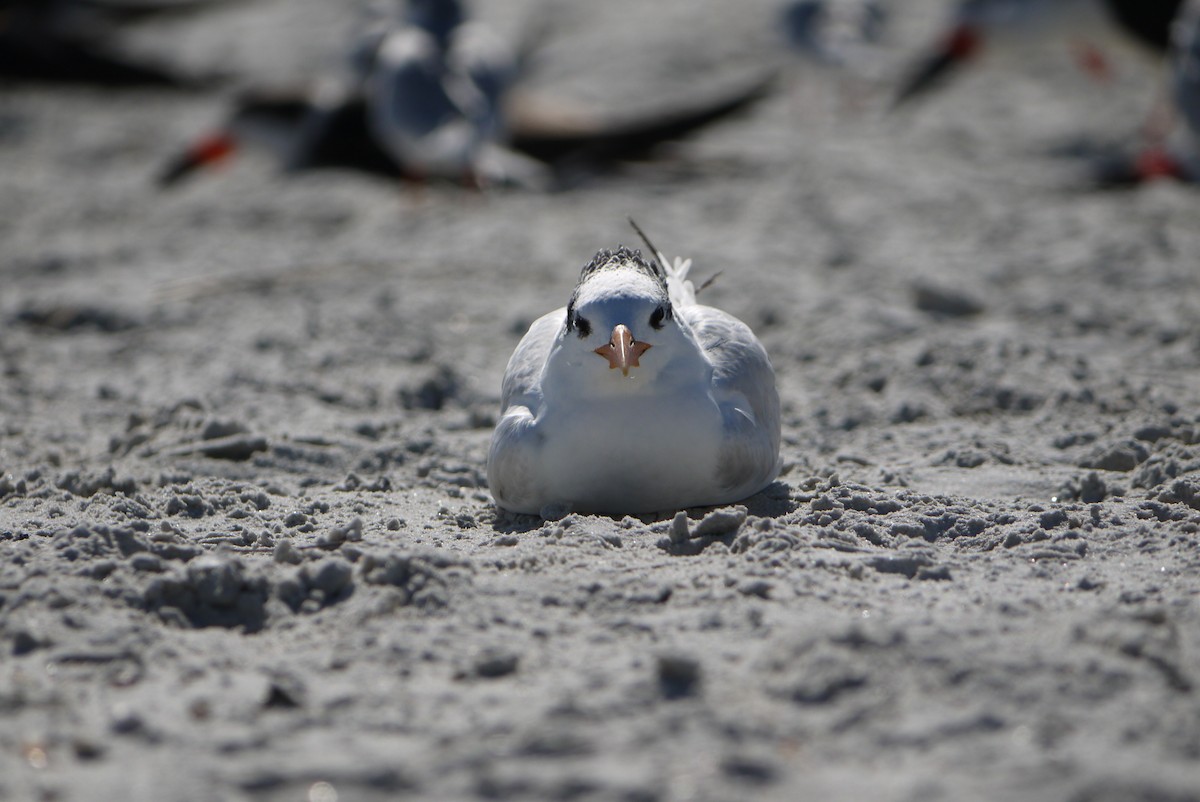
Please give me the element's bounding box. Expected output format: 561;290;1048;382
544;247;704;399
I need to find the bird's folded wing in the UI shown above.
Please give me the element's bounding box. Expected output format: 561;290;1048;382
500;309;564;412
684;306;773;390
682;304;781;488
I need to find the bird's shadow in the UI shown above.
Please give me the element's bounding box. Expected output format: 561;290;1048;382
487;481;797;535
737;481;797;519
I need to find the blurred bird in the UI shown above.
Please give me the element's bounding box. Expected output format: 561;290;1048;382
1102;0;1184;51
348;0;541;186
781;0;889;71
158;0;775;189
0;0;226;87
894;0;1184;105
888;0;1200;187
1094;0;1200;183
487;223;781;516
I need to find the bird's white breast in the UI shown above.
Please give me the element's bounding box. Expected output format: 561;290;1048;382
531;382;728;514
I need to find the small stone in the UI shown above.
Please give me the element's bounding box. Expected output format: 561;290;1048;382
475;650;519;679
539;503;571;521
305;558;353;596
71;738;105;761
657;653;701;699
916;564;953;581
272;538;304;565
12;630;41;656
738;579;772;599
912;281;984;317
720;753;780;785
1080;441;1149;473
110;706;144;735
1039;509;1067;530
200;419;248;441
693;506;748;538
668;511;690;544
171;434;267;461
318;517;363;549
263;678;304;709
399;365;460;411
1080;472;1107;504
189;557;243;607
130;553;164;573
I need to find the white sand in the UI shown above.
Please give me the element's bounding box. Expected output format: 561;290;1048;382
2;1;1199;800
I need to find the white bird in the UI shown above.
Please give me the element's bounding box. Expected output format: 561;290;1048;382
156;0;777;187
487;227;782;517
894;0;1182;104
1103;0;1200;183
362;0;549;186
781;0;890;71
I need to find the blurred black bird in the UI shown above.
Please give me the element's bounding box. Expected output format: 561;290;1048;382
886;0;1200;188
1093;0;1200;185
781;0;889;70
893;0;1184;106
157;0;775;189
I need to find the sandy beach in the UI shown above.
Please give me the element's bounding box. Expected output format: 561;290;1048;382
2;1;1200;800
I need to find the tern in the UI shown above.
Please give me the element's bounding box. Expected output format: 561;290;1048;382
487;223;781;517
893;0;1184;105
887;0;1200;186
1095;0;1200;183
157;0;774;188
781;0;889;71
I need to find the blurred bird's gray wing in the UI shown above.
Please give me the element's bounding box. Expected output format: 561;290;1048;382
506;71;776;167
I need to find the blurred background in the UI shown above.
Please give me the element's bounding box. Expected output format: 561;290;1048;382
3;7;1200;800
2;0;1197;488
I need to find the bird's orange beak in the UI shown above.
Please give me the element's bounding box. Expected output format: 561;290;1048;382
594;324;651;377
157;131;238;188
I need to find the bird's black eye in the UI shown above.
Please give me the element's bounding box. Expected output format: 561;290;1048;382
649;305;667;330
566;303;592;338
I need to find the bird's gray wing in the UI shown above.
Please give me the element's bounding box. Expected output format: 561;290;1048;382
499;308;564;413
682;304;782;494
489;308;564;514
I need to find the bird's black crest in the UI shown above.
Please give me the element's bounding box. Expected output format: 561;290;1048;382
564;246;671;337
576;246;667;290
